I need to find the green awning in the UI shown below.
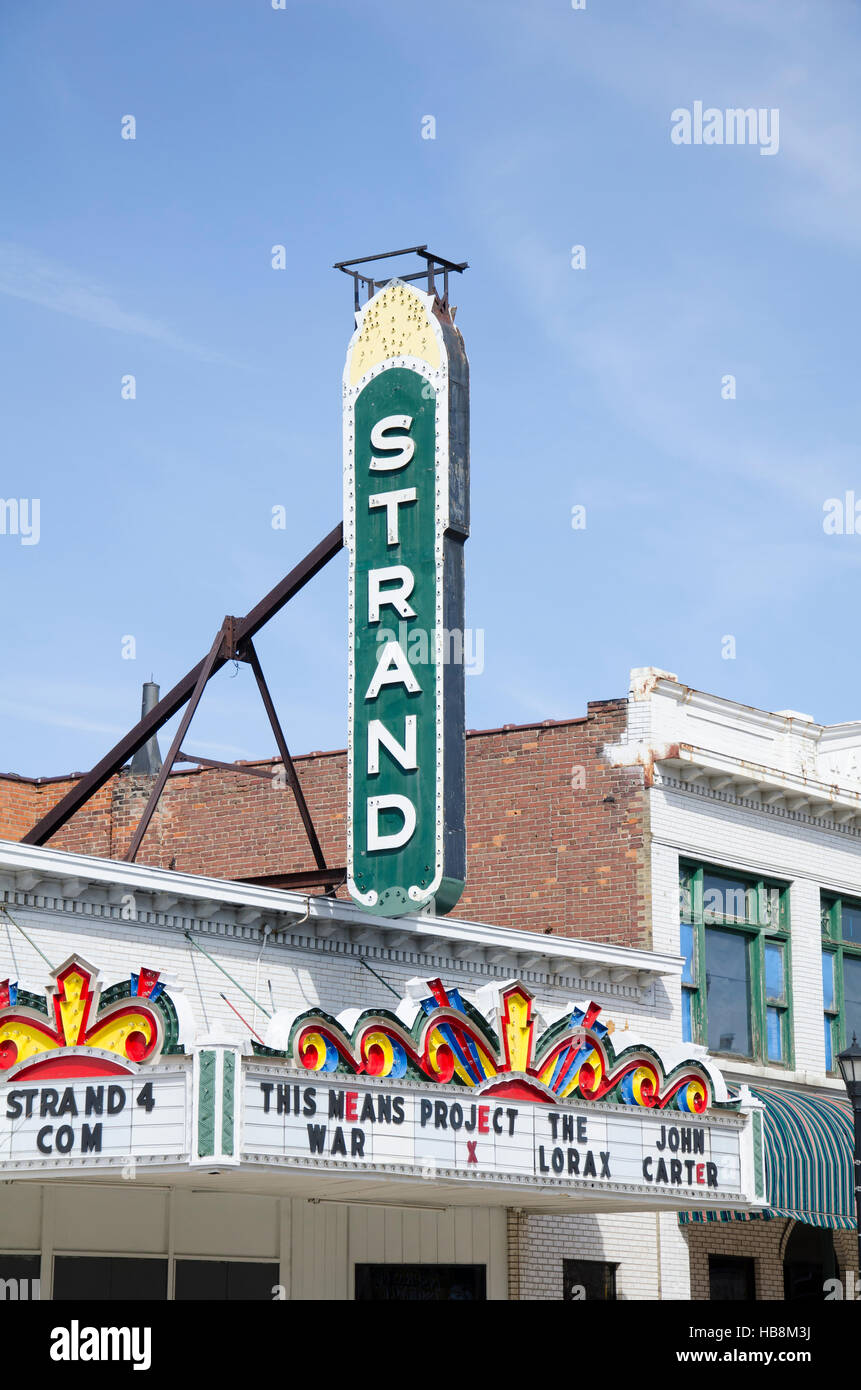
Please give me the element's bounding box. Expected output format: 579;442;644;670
680;1084;856;1231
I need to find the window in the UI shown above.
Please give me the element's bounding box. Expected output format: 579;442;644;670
708;1255;756;1301
680;863;791;1064
53;1256;167;1301
0;1254;40;1300
563;1258;617;1301
354;1264;486;1301
174;1260;279;1301
821;895;861;1071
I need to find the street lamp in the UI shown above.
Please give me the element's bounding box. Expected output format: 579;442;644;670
837;1034;861;1271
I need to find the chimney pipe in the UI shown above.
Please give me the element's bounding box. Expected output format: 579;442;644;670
130;682;163;775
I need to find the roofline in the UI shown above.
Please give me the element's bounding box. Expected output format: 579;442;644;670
0;705;626;785
644;676;826;737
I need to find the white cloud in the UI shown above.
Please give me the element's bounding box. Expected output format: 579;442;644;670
0;242;240;364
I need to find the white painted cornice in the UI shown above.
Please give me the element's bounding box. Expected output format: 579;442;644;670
0;839;681;984
651;743;861;827
647;678;824;740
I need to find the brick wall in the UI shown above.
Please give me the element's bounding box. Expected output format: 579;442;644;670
506;1209;690;1301
685;1220;788;1300
0;700;650;946
0;776;42;843
685;1219;859;1301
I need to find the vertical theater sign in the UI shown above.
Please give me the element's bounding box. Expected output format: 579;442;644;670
343;279;469;916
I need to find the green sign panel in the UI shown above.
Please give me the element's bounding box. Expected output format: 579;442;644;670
343;280;469;916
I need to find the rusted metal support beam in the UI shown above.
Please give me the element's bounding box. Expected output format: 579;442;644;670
241;639;328;872
176;752;276;780
237;869;347;891
124;625;227;863
22;523;344;847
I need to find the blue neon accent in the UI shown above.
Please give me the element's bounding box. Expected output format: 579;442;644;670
438;1021;478;1081
556;1043;592;1095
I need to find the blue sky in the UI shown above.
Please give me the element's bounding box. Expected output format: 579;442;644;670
2;0;861;777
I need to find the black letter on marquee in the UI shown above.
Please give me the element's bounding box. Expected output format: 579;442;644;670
81;1123;103;1154
107;1085;125;1116
57;1088;78;1119
40;1090;59;1118
85;1086;105;1116
55;1126;75;1154
307;1124;327;1154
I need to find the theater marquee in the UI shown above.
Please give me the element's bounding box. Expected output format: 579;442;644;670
0;954;765;1213
242;1072;746;1203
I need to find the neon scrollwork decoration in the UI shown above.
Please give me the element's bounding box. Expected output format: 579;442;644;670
262;977;733;1113
0;955;186;1080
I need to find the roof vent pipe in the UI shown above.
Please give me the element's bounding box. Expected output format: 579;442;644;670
130;682;163;775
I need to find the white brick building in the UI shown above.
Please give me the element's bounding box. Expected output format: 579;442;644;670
518;669;859;1302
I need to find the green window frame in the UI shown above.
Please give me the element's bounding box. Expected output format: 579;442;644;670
679;861;792;1066
821;895;861;1072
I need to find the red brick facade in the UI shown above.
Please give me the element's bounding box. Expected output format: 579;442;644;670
0;699;649;947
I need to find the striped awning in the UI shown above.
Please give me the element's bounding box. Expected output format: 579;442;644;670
680;1084;856;1231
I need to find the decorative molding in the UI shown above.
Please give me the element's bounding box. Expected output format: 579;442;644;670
0;953;186;1078
262;975;727;1113
657;770;861;837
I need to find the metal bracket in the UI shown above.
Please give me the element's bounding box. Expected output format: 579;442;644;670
333;245;468;314
22;525;345;889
